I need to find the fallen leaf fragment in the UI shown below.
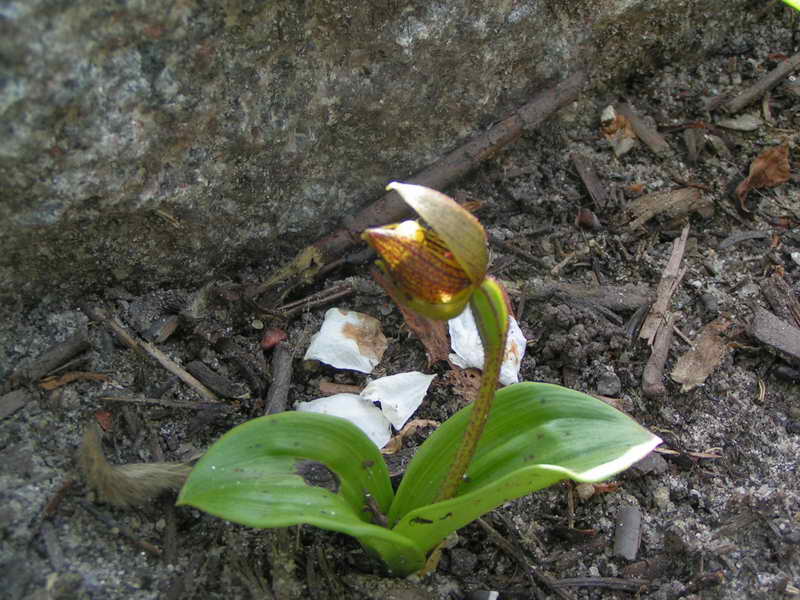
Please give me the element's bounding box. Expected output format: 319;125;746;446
448;306;526;386
303;308;388;373
381;419;439;455
735;143;791;212
601;104;637;157
398;304;451;366
372;267;450;365
671;318;733;392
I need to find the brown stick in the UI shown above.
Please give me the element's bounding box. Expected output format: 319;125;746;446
4;331;90;391
639;225;689;344
725;51;800;113
82;304;219;403
265;341;293;414
642;311;675;399
256;71;586;295
615;103;673;158
571;153;609;208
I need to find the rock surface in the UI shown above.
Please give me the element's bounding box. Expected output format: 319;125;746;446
1;0;752;310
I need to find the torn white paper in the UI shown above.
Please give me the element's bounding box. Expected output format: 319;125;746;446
297;372;437;449
361;371;436;430
448;305;526;385
303;308;388;373
296;393;392;448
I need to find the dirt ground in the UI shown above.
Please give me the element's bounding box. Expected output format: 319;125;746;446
2;8;800;600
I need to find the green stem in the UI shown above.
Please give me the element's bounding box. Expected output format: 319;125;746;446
436;277;509;502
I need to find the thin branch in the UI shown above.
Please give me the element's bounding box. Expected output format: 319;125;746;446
253;71;586;296
725;51;800;113
82;304;219;403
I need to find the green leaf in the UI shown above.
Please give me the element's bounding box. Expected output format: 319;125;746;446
177;411;426;575
389;382;661;553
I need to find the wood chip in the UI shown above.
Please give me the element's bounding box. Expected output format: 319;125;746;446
761;272;800;328
3;331;90;392
640;225;689;344
750;307;800;363
571;153;609;208
185;361;247;399
642;312;675;399
671;318;734;392
626;187;712;230
717;113;763;131
614;103;673;157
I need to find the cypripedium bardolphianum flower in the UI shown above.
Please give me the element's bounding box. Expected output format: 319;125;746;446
362;182;489;321
363;182;509;503
178;183;662;579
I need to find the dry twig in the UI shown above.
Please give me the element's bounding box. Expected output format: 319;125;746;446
725;51;800;113
82;304;219;403
639;225;690;344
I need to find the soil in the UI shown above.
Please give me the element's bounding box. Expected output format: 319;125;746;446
2;9;800;600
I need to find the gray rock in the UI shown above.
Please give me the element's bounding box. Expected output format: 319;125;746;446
0;0;754;309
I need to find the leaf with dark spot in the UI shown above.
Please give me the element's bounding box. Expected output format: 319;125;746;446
296;460;340;494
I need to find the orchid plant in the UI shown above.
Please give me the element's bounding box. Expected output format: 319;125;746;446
178;183;661;577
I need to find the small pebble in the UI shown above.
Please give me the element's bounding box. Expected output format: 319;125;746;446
575;482;595;501
653;486;671;510
448;547;478;576
701;293;719;314
703;257;723;277
596;370;622;397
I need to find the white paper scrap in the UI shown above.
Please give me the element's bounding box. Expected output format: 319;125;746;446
448;306;526;385
361;371;436;430
296;393;392;448
303;308;388;373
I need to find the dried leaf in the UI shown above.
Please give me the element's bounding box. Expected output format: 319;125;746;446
373;267;451;365
671;318;733;392
381;419;439;455
736;143;791;212
39;371;111;390
601;105;637;157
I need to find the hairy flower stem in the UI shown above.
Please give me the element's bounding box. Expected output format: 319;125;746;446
436;277;509;502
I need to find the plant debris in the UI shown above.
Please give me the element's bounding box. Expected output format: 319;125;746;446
735;142;791;212
671;318;735;392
